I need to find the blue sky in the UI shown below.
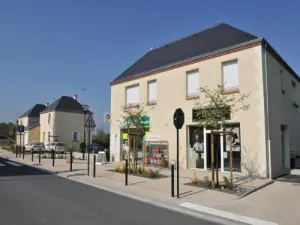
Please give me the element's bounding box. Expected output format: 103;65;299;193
0;0;299;131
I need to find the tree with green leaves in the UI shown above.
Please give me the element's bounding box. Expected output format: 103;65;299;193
121;104;149;172
193;84;250;188
94;127;110;147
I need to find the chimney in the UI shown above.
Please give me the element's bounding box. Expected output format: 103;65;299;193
73;95;78;101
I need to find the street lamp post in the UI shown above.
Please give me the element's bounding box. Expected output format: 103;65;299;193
82;104;89;175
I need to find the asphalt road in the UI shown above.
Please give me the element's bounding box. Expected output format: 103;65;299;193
0;157;230;225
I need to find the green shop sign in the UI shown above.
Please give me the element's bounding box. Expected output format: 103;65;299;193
120;115;150;127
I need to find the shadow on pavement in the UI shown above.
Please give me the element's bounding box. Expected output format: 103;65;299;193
276;174;300;184
0;157;51;177
66;172;87;178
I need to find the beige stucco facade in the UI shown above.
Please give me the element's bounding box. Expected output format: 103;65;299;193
17;117;36;146
110;43;299;179
28;125;40;142
40;111;92;149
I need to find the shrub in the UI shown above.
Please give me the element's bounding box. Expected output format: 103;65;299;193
191;171;198;184
115;163;125;173
223;176;233;190
137;165;144;174
41;154;49;159
147;169;161;178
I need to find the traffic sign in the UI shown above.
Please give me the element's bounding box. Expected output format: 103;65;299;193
173;108;185;130
17;125;25;133
84;115;96;128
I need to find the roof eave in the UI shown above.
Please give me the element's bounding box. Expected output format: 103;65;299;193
262;38;300;82
110;37;264;86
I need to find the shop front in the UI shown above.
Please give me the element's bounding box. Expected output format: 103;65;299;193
187;123;241;172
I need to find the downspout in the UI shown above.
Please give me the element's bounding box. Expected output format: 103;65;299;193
262;41;272;179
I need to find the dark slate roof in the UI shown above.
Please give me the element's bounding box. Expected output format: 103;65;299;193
111;23;259;83
25;118;40;131
41;96;93;114
19;104;46;118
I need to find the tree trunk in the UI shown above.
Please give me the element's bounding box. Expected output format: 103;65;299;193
211;133;215;189
229;133;233;187
215;134;219;187
133;136;136;172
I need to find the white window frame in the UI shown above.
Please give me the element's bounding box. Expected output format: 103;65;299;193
186;70;199;97
147;80;157;104
222;60;239;91
125;84;139;106
72;131;80;142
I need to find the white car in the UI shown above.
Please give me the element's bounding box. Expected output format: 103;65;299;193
45;142;65;152
25;142;45;152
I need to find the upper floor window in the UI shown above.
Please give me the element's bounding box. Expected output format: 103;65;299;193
222;60;239;91
48;114;51;124
72;132;80;142
147;80;157;104
186;70;199;98
125;84;139;106
281;69;285;94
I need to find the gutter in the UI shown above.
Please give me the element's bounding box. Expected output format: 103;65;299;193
262;39;272;179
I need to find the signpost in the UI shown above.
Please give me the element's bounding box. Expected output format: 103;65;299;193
16;122;25;158
84;114;96;176
173;108;185;198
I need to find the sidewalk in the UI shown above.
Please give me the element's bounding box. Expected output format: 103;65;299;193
2;149;298;225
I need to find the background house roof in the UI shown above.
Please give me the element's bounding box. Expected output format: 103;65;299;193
41;96;93;114
19;104;46;118
25;118;40;131
111;22;258;83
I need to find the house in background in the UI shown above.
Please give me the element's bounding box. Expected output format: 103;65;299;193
17;104;46;145
40;95;93;149
110;22;300;179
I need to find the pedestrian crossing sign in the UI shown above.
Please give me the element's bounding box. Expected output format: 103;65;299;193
84;115;96;128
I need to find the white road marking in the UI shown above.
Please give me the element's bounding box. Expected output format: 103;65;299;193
0;163;6;166
5;161;23;167
179;202;278;225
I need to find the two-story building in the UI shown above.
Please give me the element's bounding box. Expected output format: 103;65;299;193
40;95;93;149
17;104;46;145
110;22;300;179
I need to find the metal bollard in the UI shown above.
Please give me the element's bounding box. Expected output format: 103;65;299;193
52;151;55;167
70;152;73;171
125;159;128;186
16;146;18;158
87;152;90;176
171;165;175;197
38;149;41;164
31;151;34;162
22;146;25;159
93;155;96;178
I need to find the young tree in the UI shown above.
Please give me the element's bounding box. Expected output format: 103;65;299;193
94;127;110;147
121;104;149;172
193;84;250;188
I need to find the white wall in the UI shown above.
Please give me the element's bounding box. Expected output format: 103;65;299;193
266;50;300;178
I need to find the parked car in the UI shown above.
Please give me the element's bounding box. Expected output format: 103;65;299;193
91;143;105;153
45;142;65;152
25;142;45;152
